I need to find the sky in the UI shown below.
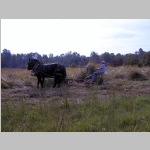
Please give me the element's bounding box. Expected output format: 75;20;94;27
1;19;150;57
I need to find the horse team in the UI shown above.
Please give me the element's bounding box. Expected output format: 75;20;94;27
27;58;66;88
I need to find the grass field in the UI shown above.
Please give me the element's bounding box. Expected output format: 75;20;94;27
1;66;150;132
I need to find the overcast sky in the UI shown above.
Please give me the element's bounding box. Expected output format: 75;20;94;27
1;19;150;57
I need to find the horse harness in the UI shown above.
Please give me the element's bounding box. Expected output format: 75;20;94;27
31;63;62;78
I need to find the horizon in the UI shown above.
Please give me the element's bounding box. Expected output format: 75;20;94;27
1;48;148;57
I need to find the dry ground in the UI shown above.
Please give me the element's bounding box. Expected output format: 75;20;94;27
1;67;150;107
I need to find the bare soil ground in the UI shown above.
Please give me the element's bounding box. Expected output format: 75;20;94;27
1;77;150;107
1;67;150;107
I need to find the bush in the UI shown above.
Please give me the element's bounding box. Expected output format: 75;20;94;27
70;63;77;68
86;62;96;74
127;70;148;81
76;70;87;80
1;78;13;89
73;63;96;80
146;70;150;78
114;73;125;79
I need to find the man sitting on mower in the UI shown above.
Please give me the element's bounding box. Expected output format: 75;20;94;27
91;60;106;82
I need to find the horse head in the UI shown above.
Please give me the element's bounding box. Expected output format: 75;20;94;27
27;58;41;70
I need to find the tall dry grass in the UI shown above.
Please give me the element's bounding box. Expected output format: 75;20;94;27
1;66;150;132
1;66;149;88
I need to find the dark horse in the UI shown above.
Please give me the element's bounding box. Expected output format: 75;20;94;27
27;58;66;88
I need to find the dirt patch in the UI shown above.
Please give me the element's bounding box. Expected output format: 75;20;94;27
1;78;150;106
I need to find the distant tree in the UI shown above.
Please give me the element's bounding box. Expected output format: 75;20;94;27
71;52;81;66
100;52;112;64
139;48;145;58
63;51;73;66
16;54;25;67
111;59;119;67
124;54;139;66
25;52;42;64
48;53;54;63
2;47;148;68
42;54;49;63
110;53;115;60
1;49;11;67
116;53;123;66
80;55;89;66
141;51;150;66
90;51;100;63
59;54;64;64
9;54;17;68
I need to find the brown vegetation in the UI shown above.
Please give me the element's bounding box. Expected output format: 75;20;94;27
1;66;150;104
1;66;150;132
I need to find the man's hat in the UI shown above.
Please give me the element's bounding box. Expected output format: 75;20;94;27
101;61;105;64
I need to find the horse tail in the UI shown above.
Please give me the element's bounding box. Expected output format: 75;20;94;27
60;65;67;81
62;66;67;80
56;64;67;81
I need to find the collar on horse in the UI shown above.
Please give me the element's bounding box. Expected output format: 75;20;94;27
31;64;40;76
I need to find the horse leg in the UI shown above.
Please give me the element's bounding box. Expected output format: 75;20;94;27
42;77;45;85
40;77;44;88
37;77;40;88
58;78;61;88
41;76;45;88
57;76;62;88
53;77;57;88
53;82;56;88
58;82;60;88
37;76;43;88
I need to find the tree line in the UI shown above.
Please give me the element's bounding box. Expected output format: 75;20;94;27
1;48;150;68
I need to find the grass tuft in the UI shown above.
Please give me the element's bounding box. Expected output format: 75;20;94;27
127;70;148;81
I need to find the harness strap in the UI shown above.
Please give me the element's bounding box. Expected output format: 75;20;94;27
54;73;62;76
31;63;63;78
32;64;39;72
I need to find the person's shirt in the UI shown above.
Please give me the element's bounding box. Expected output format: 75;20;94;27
100;64;106;72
